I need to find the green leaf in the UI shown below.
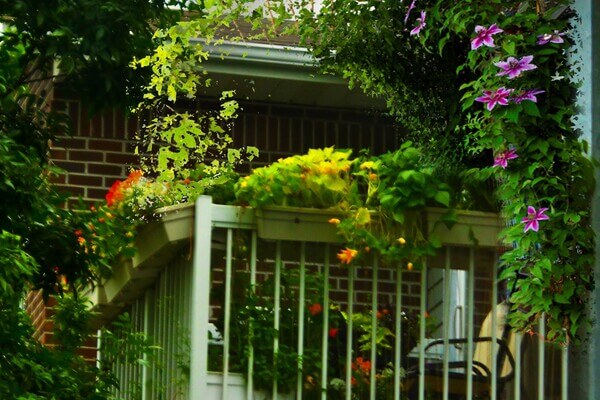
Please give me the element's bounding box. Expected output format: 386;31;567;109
434;191;450;207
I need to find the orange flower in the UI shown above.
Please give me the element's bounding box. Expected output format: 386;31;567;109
407;262;414;271
127;170;143;183
328;218;341;225
329;328;339;338
337;248;358;264
77;236;86;245
376;311;383;319
308;303;322;316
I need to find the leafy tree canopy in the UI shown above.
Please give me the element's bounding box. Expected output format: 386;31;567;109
0;0;193;397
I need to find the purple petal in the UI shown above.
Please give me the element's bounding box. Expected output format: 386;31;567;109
482;36;495;47
474;25;486;34
521;55;534;64
496;97;509;106
527;206;536;215
487;24;503;35
529;220;539;232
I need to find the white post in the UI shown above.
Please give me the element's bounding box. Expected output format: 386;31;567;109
189;196;213;400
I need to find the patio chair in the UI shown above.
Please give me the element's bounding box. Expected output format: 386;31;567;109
403;302;516;399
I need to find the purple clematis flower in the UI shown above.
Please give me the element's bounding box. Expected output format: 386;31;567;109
493;148;518;169
410;11;426;36
475;87;513;111
471;24;503;50
404;0;417;23
512;89;546;104
521;206;550;233
537;30;565;45
495;55;537;79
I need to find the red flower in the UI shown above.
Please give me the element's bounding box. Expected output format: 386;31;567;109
308;303;322;316
74;229;83;237
105;180;124;207
329;328;339;338
352;357;371;374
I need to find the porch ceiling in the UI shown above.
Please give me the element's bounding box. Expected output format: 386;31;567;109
198;39;386;110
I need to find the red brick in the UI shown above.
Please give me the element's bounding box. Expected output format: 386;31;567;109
87;188;109;200
69;150;104;162
114;109;126;139
68;102;80;134
88;163;123;176
89;114;102;137
104;152;138;165
68;174;103;187
50;148;67;160
56;184;85;196
53;161;85;173
55;137;86;149
88;139;123;152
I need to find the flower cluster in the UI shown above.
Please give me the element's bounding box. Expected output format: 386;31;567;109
470;24;559;233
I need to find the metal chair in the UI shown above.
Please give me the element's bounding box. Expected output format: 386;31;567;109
403;302;516;398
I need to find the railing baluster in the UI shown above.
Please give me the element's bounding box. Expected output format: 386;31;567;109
394;264;403;400
538;314;545;400
273;241;282;400
562;343;568;400
442;247;452;400
467;248;475;400
297;242;306;400
222;228;233;400
346;260;355;400
142;288;153;400
321;245;330;400
189;197;214;398
418;261;427;400
490;254;498;400
514;332;522;400
247;231;257;400
370;256;379;400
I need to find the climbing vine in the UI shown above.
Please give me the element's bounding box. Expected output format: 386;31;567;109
190;0;594;344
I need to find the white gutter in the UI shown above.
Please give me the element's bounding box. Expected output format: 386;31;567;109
193;38;345;84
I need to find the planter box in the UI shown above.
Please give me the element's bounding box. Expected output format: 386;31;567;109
255;205;344;243
425;208;503;247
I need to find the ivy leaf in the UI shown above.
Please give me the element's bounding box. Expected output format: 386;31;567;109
522;101;541;117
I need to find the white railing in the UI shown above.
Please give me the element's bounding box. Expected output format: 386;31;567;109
104;196;570;400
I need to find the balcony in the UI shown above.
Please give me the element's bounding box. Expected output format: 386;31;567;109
89;196;569;400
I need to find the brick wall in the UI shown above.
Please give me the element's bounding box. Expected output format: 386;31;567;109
25;290;98;363
49;88;399;205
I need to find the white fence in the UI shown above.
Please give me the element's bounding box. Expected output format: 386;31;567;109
103;196;570;400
